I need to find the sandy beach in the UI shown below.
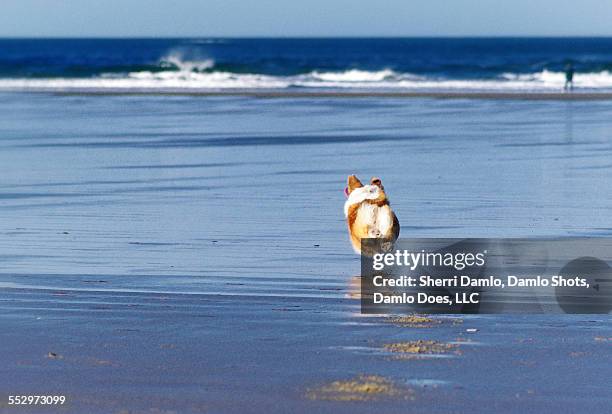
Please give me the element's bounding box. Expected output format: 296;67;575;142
2;288;611;413
1;92;611;413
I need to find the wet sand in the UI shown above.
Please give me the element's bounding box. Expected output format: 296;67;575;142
1;93;611;413
2;287;611;413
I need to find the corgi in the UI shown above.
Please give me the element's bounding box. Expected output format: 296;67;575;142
344;175;400;256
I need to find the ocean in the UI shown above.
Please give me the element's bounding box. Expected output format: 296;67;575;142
1;38;612;91
1;38;611;413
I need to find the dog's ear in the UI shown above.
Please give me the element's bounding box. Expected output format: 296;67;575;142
347;175;363;194
370;177;384;190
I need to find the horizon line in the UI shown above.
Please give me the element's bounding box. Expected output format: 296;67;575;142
2;35;612;40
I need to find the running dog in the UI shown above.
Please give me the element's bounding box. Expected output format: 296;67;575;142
344;175;400;255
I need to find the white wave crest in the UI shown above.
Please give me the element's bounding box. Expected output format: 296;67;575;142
0;72;289;90
2;69;612;92
500;69;612;89
309;69;397;82
159;53;215;73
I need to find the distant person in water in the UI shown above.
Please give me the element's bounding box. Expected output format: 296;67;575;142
564;63;575;91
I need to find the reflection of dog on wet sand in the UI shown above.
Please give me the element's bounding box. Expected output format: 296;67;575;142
344;175;400;256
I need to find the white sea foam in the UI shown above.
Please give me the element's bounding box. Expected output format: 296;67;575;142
2;69;612;92
309;69;397;82
0;72;289;90
500;69;612;89
158;53;215;73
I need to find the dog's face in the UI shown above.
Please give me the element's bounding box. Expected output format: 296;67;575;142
345;175;388;203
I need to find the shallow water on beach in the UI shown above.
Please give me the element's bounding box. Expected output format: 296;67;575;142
2;94;612;295
1;93;611;413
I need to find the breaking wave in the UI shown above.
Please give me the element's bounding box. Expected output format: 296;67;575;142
1;54;612;93
309;69;398;82
157;53;216;73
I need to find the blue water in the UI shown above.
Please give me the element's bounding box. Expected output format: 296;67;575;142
2;38;612;91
